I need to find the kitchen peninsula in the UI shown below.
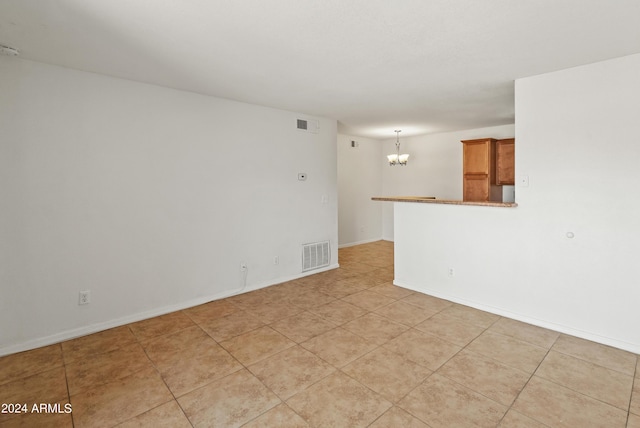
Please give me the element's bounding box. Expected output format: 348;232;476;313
372;196;517;208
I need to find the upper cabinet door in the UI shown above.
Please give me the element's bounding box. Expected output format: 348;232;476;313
496;138;515;185
462;139;493;174
462;138;496;174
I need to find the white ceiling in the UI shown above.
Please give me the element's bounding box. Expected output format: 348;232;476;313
2;0;640;139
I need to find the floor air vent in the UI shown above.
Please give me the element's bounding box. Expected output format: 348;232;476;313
302;241;330;272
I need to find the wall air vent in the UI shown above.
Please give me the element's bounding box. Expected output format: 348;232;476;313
0;44;20;56
296;118;319;134
302;241;330;272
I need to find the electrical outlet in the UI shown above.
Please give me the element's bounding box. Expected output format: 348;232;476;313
78;290;91;305
448;268;455;277
273;256;279;265
240;262;248;272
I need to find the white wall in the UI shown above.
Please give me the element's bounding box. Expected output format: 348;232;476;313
0;57;338;355
394;53;640;353
380;124;515;240
337;134;383;247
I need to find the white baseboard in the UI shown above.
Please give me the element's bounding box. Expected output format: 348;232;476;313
338;238;385;248
0;264;340;357
394;279;640;355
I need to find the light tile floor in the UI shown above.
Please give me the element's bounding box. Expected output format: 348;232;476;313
1;241;639;427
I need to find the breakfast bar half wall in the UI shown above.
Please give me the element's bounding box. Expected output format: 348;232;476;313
372;197;639;354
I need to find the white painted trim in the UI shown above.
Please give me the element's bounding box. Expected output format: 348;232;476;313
0;264;340;357
394;279;640;355
338;238;386;248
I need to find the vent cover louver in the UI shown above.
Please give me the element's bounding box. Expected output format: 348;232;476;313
302;241;330;272
296;118;319;133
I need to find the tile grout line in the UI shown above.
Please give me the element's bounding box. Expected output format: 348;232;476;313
625;354;638;427
419;315;511;425
136;329;194;427
497;332;561;427
60;343;75;428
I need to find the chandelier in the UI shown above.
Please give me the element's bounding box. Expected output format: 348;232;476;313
387;130;409;166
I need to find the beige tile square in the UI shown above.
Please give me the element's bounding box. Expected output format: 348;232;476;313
535;350;633;410
301;327;377;367
117;400;191;428
0;367;68;424
341;290;396;311
242;403;310;427
247;300;305;324
398;373;507;428
365;267;395;284
0;344;63;386
306;268;357;284
552;334;637;375
261;279;301;291
309;300;368;325
341;262;377;275
66;343;153;395
220;325;295;366
270;311;337;343
383;329;461;371
128;311;195;341
438;304;500;328
286;371;391;427
466;331;547;373
143;325;242;397
248;346;335;400
629;413;640;428
512;376;627;428
437;349;530;406
70;366;173;428
414;312;484;346
636;357;640;379
141;325;208;365
488;317;560;349
342;347;432;402
178;369;280;428
498;409;547;427
364;257;394;269
197;310;264;342
260;283;307;301
368;284;414;300
374;301;437;326
315;280;368;298
182;299;239;325
286;289;336;309
369;406;429;428
342;313;409;345
400;293;452;312
61;326;137;364
227;289;277;308
346;274;382;289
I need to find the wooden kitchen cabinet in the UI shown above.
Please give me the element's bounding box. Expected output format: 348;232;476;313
461;138;502;202
496;138;515;185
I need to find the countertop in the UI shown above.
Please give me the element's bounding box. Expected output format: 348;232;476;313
371;196;517;208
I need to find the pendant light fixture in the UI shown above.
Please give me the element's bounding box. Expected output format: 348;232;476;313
387;130;409;166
